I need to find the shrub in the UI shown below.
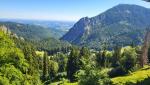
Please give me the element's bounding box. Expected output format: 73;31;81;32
108;67;127;78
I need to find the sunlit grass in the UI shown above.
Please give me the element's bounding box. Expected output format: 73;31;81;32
111;65;150;85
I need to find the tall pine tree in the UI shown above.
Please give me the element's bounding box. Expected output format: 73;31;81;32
42;52;48;81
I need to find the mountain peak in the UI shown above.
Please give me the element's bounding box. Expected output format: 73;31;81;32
110;4;149;12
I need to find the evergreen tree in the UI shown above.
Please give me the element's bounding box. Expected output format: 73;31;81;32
80;47;90;57
112;46;121;67
48;60;59;81
79;47;91;69
67;47;80;82
96;43;107;68
55;53;68;72
42;52;49;81
96;50;106;67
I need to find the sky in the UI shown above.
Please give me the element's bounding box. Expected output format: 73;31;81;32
0;0;150;21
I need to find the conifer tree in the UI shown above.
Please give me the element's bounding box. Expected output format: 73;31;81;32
42;52;48;81
112;46;121;67
67;47;80;82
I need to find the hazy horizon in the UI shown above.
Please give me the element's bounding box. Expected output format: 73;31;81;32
0;0;150;21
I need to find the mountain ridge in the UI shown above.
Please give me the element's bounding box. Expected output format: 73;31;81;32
61;4;150;49
0;21;64;40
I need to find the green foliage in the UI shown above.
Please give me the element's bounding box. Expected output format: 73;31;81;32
109;46;138;78
96;50;112;68
76;47;111;85
0;22;149;85
0;22;63;40
111;66;150;85
0;76;10;85
13;35;42;84
32;38;71;52
120;46;137;71
79;47;92;69
42;52;49;81
67;47;80;82
55;72;67;81
77;68;111;85
112;46;121;67
0;64;24;85
0;30;28;71
96;50;106;67
48;60;59;81
51;53;68;72
0;30;42;85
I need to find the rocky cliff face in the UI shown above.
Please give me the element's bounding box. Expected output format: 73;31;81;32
0;25;11;33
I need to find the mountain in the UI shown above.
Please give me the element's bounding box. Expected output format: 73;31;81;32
0;21;64;40
0;22;71;51
0;19;75;36
61;4;150;49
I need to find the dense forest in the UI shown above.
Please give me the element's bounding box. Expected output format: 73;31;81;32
1;24;150;85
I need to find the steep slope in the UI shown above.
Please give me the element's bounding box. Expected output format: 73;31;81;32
61;4;150;49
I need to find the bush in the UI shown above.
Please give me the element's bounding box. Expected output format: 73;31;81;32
108;67;127;78
109;46;137;78
55;72;67;81
77;69;111;85
120;47;137;71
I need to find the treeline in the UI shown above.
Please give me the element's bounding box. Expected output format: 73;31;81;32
40;44;149;85
27;37;71;55
1;25;150;85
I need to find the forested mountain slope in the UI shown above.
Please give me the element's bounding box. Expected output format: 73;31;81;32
0;21;63;40
61;4;150;49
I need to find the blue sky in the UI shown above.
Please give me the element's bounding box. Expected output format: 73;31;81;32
0;0;150;21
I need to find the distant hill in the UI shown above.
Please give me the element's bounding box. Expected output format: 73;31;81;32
0;19;75;37
0;22;71;51
0;21;64;40
61;4;150;49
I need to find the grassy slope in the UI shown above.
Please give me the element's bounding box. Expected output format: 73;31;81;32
111;66;150;85
50;66;150;85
